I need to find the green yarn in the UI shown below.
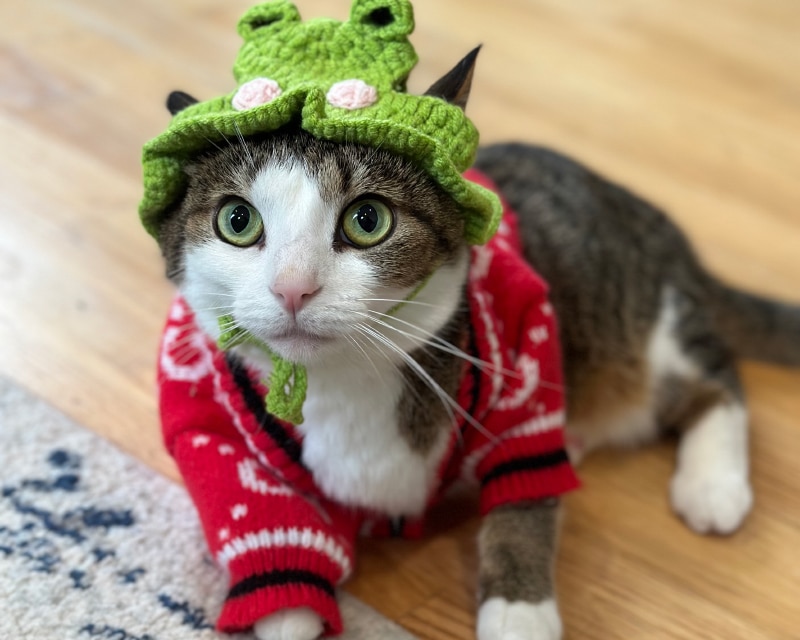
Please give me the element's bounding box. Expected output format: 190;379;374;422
264;355;307;426
139;0;502;245
218;315;307;424
217;315;250;352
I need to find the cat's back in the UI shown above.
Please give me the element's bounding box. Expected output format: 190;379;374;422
474;142;706;303
473;142;707;366
474;142;686;261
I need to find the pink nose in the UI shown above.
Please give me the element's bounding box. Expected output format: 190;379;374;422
270;279;321;315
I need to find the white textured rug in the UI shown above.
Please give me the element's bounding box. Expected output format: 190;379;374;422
0;377;414;640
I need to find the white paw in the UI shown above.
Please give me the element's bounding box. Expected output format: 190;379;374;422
670;467;753;535
477;597;562;640
254;607;323;640
564;431;587;466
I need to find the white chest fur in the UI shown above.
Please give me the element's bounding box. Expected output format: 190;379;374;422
297;354;449;518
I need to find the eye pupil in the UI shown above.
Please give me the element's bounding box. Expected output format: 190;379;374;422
355;204;379;233
216;199;263;247
340;198;393;248
229;205;251;234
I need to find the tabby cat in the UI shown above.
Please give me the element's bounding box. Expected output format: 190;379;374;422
155;52;800;640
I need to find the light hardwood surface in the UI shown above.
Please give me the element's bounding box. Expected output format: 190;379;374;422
2;1;799;638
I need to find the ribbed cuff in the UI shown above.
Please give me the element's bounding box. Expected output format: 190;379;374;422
217;576;342;635
214;530;352;634
477;427;580;514
479;454;579;515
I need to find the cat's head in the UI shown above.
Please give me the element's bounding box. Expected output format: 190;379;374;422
141;1;502;246
157;50;480;367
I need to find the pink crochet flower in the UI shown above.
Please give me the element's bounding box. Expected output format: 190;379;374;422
232;77;282;111
326;79;378;110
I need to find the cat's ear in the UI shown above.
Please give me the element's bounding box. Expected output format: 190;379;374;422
166;90;199;115
424;45;481;111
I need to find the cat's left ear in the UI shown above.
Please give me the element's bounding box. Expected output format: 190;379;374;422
166;90;199;115
424;46;481;111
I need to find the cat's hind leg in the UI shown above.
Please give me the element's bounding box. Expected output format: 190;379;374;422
668;390;752;535
476;499;563;640
654;289;753;535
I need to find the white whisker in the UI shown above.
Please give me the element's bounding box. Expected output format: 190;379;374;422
192;291;237;298
353;323;430;410
357;298;440;309
190;304;235;314
215;315;252;349
359;319;472;420
168;319;202;333
357;309;522;381
534;379;565;392
167;332;202;352
346;328;400;397
355;323;452;426
171;346;204;366
355;323;496;442
212;124;234;148
233;121;257;174
361;309;564;393
201;135;228;155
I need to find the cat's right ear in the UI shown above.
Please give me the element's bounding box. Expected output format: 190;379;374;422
166;90;199;115
424;46;481;111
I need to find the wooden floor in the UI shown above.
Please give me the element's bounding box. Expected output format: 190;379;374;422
2;0;799;637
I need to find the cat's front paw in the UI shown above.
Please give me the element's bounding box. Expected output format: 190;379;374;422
477;597;562;640
254;607;323;640
670;467;753;535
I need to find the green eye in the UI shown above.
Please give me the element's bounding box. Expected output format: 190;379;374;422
216;199;264;247
340;198;394;248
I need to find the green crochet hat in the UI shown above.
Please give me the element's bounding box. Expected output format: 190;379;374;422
139;0;502;245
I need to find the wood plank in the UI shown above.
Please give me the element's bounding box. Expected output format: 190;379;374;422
1;0;798;638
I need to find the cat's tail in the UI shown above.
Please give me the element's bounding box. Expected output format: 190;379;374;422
707;279;800;366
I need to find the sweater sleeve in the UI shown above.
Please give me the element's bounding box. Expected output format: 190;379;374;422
158;298;359;635
474;282;579;513
463;230;580;515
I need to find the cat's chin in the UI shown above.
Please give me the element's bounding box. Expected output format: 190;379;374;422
265;332;339;366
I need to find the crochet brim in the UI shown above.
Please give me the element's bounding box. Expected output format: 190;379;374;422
140;87;502;245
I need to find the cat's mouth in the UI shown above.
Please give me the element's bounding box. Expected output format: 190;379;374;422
266;328;337;362
271;329;334;344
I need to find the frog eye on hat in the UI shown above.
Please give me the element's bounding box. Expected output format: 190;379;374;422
349;0;414;39
238;0;301;40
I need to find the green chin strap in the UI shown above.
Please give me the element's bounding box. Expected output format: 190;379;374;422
215;272;433;425
217;315;308;425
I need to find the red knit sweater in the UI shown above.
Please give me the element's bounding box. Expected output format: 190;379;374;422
157;170;579;635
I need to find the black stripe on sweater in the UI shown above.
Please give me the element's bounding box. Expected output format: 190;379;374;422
225;353;304;465
227;569;334;601
481;449;571;487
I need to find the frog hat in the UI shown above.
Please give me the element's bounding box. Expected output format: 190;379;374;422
140;0;503;423
140;0;501;245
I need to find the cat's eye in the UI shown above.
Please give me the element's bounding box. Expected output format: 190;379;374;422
215;199;264;247
339;198;394;248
